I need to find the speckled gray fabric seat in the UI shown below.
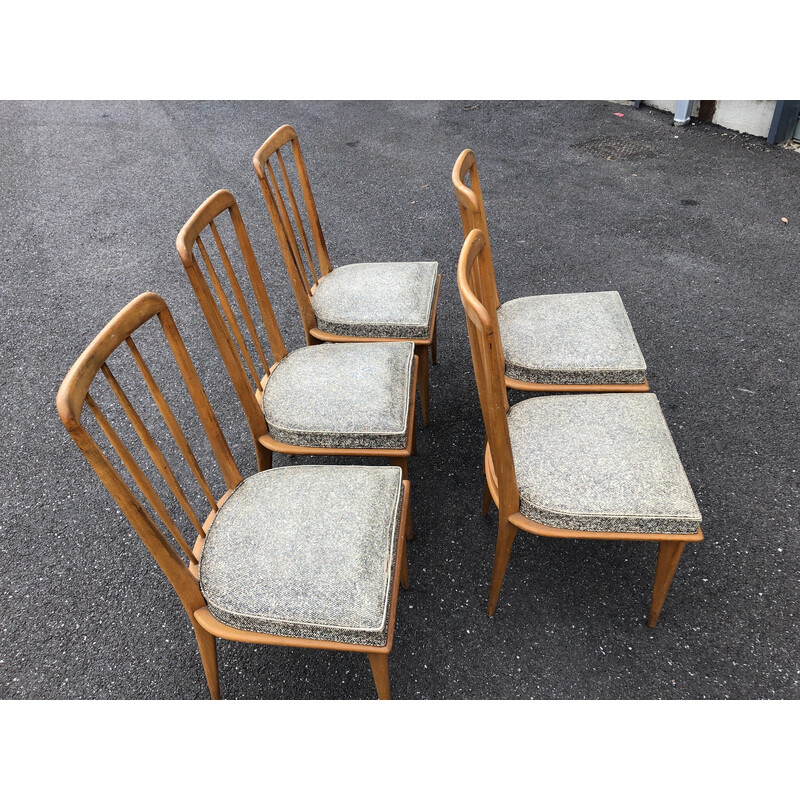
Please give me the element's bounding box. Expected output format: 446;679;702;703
311;261;439;339
497;291;647;385
199;465;403;647
508;393;701;533
261;341;414;449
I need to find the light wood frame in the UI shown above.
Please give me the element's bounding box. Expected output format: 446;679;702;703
57;292;411;699
457;229;702;625
252;124;440;425
452;148;650;394
176;189;418;481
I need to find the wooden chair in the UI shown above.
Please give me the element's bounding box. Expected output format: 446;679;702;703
57;292;411;699
252;124;441;426
452;149;650;393
458;229;703;625
176;190;418;482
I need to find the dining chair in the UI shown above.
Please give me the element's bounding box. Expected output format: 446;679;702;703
57;292;411;699
458;228;703;625
252;124;441;426
452;149;649;393
176;190;418;483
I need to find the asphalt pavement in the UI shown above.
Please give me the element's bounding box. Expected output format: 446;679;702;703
1;100;797;699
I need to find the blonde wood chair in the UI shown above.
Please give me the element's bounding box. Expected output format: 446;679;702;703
57;292;410;699
176;190;418;484
453;149;650;393
458;229;703;625
252;124;441;426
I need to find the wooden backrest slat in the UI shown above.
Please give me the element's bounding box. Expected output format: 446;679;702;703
58;293;240;614
276;148;319;284
101;361;209;542
86;391;199;565
126;336;218;511
228;201;288;364
209;219;271;376
457;230;518;515
266;159;314;292
156;305;243;492
253;126;333;339
289;136;332;277
176;192;278;453
196;234;261;386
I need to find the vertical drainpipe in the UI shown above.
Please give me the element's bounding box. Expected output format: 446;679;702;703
673;101;694;127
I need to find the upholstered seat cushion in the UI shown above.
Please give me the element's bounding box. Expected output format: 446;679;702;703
497;291;647;385
312;261;439;339
507;393;701;533
262;341;414;449
199;465;403;647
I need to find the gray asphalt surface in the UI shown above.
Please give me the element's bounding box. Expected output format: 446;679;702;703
1;101;798;699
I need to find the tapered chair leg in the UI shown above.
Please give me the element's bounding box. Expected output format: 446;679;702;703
368;653;391;699
648;541;687;628
431;320;438;365
255;440;273;472
417;344;430;426
400;536;409;590
487;518;518;617
192;622;220;700
388;456;409;480
481;479;492;516
404;501;414;541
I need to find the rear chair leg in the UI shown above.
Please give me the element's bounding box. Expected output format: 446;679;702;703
417;344;430;426
367;653;391;699
487;518;518;617
648;541;686;628
481;479;492;516
192;621;220;700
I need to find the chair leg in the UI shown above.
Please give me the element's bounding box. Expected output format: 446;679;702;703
487;518;518;617
431;320;438;365
481;478;492;516
192;622;220;700
388;456;409;481
255;440;273;472
417;344;430;426
367;653;391;699
404;500;414;541
400;534;409;589
648;541;686;628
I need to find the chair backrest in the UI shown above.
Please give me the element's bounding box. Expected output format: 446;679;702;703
253;125;331;337
452;148;501;313
57;292;243;614
176;189;285;453
457;229;519;515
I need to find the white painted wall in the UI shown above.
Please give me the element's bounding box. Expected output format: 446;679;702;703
641;100;777;138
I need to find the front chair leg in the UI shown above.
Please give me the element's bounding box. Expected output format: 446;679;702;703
431;320;438;365
487;518;518;617
192;621;220;699
648;540;687;628
481;479;492;516
367;653;391;699
400;534;409;589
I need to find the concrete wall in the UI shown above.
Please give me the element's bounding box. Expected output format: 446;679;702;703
642;100;777;138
